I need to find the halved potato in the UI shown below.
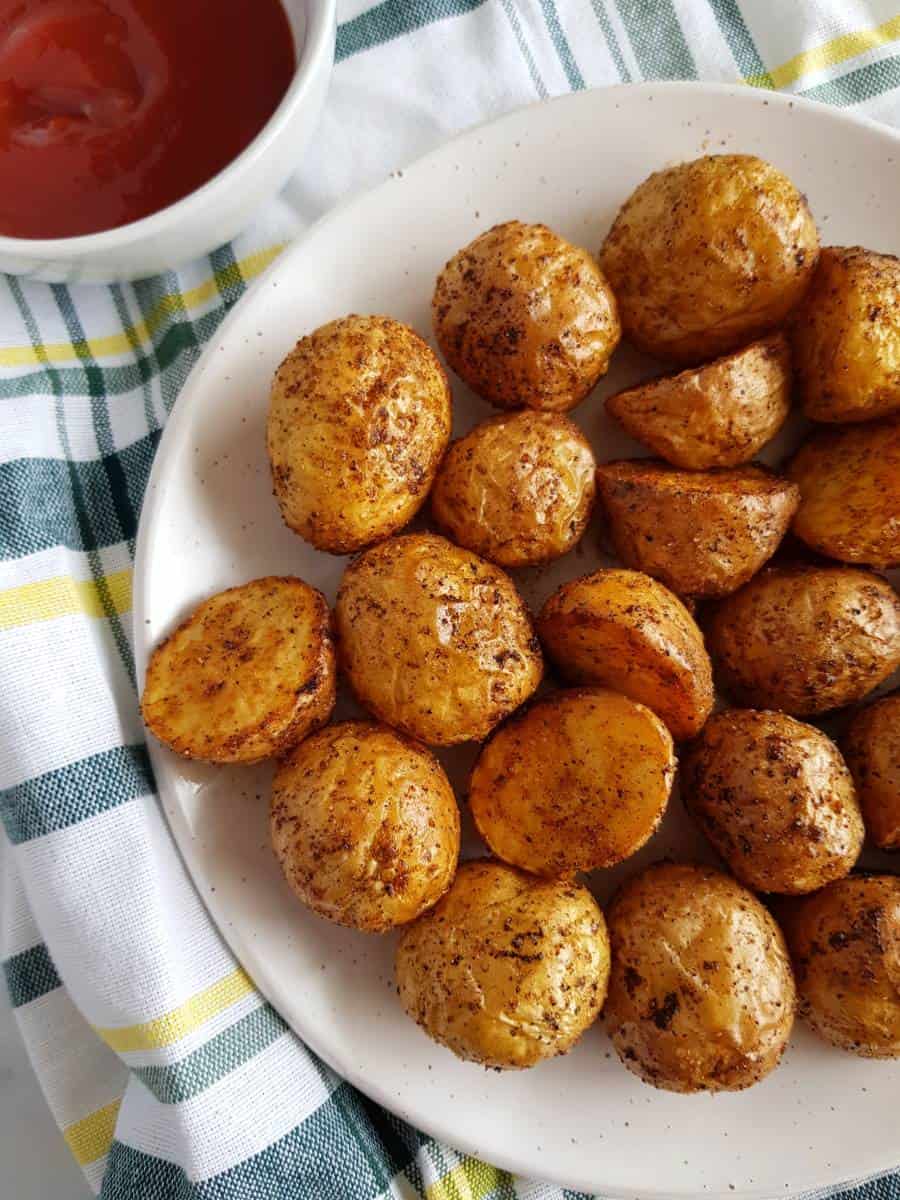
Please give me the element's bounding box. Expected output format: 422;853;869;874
595;460;799;598
605;333;791;469
537;568;713;741
842;691;900;850
142;577;335;763
706;565;900;716
791;246;900;423
469;688;676;876
786;418;900;568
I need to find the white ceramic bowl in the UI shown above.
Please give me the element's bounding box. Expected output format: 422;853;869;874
0;0;335;284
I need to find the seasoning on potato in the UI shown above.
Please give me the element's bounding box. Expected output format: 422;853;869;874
267;314;451;554
599;154;818;364
395;859;609;1069
779;875;900;1058
842;691;900;850
706;564;900;716
536;568;712;741
469;688;675;876
141;576;335;764
335;533;542;746
791;246;900;423
595;460;800;599
682;709;864;894
432;220;620;411
786;417;900;568
605;333;792;469
271;722;459;932
605;862;796;1092
430;410;596;567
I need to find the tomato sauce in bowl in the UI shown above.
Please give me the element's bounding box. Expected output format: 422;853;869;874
0;0;295;239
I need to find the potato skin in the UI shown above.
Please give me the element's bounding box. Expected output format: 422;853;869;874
786;418;900;568
267;315;451;554
395;859;609;1069
431;410;596;567
335;533;542;746
792;247;900;423
432;221;620;411
842;691;900;850
706;565;900;716
537;569;712;741
271;722;459;932
605;862;795;1092
142;577;335;764
599;155;818;364
469;688;675;876
595;460;799;599
779;875;900;1057
683;709;864;894
606;333;792;469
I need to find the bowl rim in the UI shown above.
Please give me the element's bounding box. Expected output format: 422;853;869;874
0;0;336;257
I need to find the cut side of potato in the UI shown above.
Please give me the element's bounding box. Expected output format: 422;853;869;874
595;459;799;598
469;687;676;876
142;576;335;764
605;333;791;469
787;417;900;568
537;567;712;741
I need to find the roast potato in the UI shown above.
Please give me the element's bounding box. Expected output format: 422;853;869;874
335;533;542;745
395;859;609;1069
786;418;900;568
683;709;864;894
537;568;713;741
779;875;900;1057
432;220;620;411
469;688;675;876
142;577;335;764
595;460;799;598
706;565;900;716
267;315;451;554
605;862;795;1092
791;246;900;423
431;410;596;567
842;691;900;850
599;154;818;364
605;333;792;469
271;721;459;932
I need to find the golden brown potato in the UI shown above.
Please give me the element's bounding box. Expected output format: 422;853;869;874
605;862;795;1092
335;533;542;745
786;418;900;568
142;577;335;764
270;722;459;932
432;221;620;411
595;460;799;599
395;859;609;1068
469;688;675;876
683;709;864;894
430;410;596;567
599;155;818;364
267;315;451;554
537;568;713;741
791;247;900;423
779;875;900;1057
842;691;900;850
706;565;900;716
605;333;792;469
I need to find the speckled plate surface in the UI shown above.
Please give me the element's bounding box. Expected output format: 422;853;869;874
134;82;900;1199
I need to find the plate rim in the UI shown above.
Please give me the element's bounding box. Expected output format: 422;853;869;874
134;80;900;1200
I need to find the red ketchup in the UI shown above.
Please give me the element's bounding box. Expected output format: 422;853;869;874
0;0;295;238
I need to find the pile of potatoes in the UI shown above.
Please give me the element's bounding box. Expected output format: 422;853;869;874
141;153;900;1093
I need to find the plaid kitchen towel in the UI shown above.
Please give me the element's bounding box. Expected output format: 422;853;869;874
2;2;900;1197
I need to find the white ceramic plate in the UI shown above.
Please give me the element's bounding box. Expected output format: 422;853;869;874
134;82;900;1200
